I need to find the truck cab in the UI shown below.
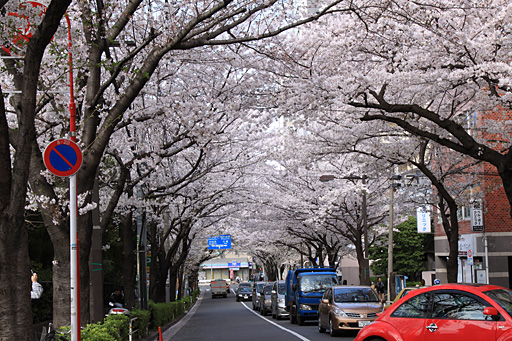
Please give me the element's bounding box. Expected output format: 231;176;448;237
285;268;339;325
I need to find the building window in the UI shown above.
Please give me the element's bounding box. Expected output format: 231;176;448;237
457;206;471;221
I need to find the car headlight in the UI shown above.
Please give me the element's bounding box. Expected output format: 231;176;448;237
299;304;313;310
333;308;347;317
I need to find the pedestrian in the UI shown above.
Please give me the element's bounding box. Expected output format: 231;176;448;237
421;279;426;287
31;272;43;299
375;277;385;301
110;288;125;305
371;281;376;291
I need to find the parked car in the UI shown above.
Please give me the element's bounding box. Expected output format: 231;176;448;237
236;282;253;302
271;280;289;320
355;283;512;341
259;282;274;315
252;282;266;310
318;285;383;336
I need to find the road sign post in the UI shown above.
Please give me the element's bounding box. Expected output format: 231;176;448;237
43;138;82;340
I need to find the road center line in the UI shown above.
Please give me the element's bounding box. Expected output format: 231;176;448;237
241;302;311;341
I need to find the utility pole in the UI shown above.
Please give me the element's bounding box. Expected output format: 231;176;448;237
388;175;401;302
387;184;394;303
362;176;370;286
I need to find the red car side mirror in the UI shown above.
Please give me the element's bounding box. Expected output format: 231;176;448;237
483;307;498;317
484;307;499;320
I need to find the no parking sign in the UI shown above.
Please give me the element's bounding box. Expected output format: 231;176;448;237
43;139;82;177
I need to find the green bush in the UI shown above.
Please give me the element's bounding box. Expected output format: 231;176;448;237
149;301;180;329
148;295;198;330
55;288;201;340
80;315;129;340
130;309;151;337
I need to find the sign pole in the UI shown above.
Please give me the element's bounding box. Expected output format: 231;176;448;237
65;12;80;341
70;173;78;339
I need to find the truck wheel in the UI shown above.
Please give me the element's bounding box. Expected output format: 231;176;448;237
297;313;305;326
290;308;297;324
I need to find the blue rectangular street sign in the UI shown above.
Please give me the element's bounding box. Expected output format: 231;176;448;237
208;234;231;249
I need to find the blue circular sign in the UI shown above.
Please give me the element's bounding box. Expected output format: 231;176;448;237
43;139;83;177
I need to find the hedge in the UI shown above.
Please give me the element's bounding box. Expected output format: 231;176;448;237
54;288;199;341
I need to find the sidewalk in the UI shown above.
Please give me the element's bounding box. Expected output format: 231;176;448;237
143;289;205;341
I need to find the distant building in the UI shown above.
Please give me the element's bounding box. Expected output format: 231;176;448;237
199;252;253;283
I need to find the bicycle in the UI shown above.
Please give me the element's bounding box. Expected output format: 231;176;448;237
40;323;69;341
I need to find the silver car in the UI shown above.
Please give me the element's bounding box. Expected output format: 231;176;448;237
271;280;289;319
252;282;266;310
259;282;274;316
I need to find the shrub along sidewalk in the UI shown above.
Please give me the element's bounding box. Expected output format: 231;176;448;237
52;288;201;341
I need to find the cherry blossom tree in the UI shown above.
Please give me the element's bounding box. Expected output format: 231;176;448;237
0;0;71;338
2;0;358;329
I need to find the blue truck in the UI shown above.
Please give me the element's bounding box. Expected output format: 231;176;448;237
285;267;339;325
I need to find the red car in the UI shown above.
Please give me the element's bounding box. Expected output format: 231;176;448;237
355;283;512;341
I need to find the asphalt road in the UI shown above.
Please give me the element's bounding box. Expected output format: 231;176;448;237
162;285;359;341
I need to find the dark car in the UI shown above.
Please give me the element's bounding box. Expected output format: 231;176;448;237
355;283;512;341
252;282;266;310
236;282;253;302
259;282;274;315
271;280;289;320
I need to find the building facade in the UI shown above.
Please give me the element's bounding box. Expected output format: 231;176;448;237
199;252;253;283
434;125;512;287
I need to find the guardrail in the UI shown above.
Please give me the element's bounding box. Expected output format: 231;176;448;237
129;317;139;341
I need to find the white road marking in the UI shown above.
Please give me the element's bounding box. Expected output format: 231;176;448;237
241;302;311;341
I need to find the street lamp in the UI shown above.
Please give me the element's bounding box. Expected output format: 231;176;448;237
320;174;370;285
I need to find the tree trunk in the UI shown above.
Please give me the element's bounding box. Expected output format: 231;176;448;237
51;236;71;327
121;212;136;309
169;268;178;302
177;264;184;300
446;205;460;283
77;208;94;325
150;245;167;303
354;237;365;285
0;214;32;340
498;166;512;219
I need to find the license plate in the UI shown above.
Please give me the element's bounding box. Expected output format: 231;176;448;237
358;321;371;328
244;296;248;299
